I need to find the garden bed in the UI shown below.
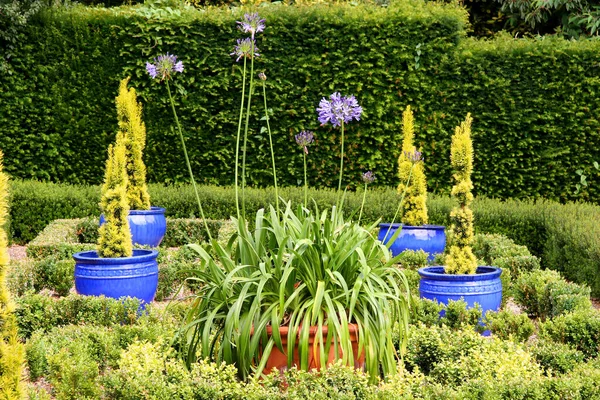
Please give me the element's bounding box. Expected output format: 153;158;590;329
7;230;600;399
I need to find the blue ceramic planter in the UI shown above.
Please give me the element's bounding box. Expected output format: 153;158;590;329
418;266;503;316
73;249;159;305
378;224;446;261
100;206;166;247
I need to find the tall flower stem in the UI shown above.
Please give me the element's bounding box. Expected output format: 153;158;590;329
166;80;213;242
241;45;256;218
262;81;279;214
358;183;367;224
382;164;415;245
338;120;345;195
234;58;248;220
303;151;308;209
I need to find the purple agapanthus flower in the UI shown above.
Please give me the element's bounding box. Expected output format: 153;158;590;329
237;13;265;38
295;130;314;154
231;38;260;62
146;53;184;81
362;171;375;184
404;150;423;164
316;92;363;128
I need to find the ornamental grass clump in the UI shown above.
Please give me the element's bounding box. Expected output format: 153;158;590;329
445;114;477;274
397;106;428;226
0;150;25;398
116;77;150;211
97;135;132;258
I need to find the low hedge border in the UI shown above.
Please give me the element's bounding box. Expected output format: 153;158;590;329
10;180;600;296
26;217;232;259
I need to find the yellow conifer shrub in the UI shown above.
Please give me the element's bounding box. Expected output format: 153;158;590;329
445;114;478;275
98;134;133;258
397;105;428;226
116;77;151;211
0;150;25;399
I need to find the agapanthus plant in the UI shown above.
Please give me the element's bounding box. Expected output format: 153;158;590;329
317;92;362;199
175;13;414;386
146;53;212;241
295;130;315;208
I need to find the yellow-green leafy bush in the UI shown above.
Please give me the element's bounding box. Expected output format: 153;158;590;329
98;135;133;258
397;105;428;226
116;77;151;211
0;150;24;399
445;114;477;274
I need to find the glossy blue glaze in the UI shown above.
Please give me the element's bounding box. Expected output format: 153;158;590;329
100;206;166;247
418;266;503;319
378;224;446;261
73;249;159;306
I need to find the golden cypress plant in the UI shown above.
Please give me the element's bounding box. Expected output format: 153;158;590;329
397;105;428;226
98;134;133;258
445;114;478;275
0;150;25;399
116;77;151;211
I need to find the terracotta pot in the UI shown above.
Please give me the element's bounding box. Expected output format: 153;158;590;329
262;324;365;373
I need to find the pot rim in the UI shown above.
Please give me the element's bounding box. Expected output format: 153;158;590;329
73;249;159;264
128;206;165;216
378;223;445;230
417;266;502;281
265;323;360;337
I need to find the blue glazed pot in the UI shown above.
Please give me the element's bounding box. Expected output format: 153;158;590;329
73;249;159;305
378;224;446;262
418;266;503;316
100;206;166;247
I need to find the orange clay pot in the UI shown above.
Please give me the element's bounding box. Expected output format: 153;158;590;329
262;324;365;373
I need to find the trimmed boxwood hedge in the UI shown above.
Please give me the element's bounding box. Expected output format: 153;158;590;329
9;180;600;296
2;2;599;202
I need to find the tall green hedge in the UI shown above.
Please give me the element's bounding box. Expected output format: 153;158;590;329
1;2;599;202
9;180;600;296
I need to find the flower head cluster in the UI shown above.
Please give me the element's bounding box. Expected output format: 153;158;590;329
316;92;363;128
404;150;423;164
295;130;315;154
231;38;260;63
146;53;184;81
237;13;265;39
362;171;375;185
232;13;264;63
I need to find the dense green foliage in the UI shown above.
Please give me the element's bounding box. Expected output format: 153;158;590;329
514;269;592;320
15;293;143;339
2;3;600;202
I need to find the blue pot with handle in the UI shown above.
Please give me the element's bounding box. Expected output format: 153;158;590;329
378;224;446;262
73;249;159;306
100;206;166;247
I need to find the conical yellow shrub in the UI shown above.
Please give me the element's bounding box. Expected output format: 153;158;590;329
0;150;25;399
116;77;151;211
98;134;133;258
445;114;477;275
397;105;428;226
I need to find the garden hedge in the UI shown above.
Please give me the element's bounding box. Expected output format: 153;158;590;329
2;2;599;202
9;180;600;296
